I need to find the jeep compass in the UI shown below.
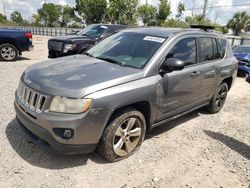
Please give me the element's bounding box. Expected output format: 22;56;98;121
14;27;237;162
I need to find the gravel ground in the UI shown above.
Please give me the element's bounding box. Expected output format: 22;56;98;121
0;35;249;188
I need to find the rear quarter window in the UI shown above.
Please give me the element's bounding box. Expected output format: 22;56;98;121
225;41;234;58
217;38;227;58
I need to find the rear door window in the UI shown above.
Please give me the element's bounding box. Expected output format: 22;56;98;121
199;37;214;62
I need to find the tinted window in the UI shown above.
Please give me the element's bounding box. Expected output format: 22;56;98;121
213;38;220;59
200;37;213;62
78;25;107;38
217;38;227;58
166;38;196;65
87;32;166;68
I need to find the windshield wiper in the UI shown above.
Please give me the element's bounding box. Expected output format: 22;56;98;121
96;56;126;66
82;52;94;57
81;33;94;39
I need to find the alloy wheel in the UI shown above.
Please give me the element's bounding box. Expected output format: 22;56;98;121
215;86;227;108
113;117;142;156
1;46;16;60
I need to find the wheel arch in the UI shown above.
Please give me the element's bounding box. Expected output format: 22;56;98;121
221;77;233;90
106;101;152;132
0;38;19;51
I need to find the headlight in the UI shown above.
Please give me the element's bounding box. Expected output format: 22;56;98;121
63;44;76;53
49;96;92;114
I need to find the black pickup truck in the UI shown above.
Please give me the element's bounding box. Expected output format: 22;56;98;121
0;28;33;61
48;24;127;58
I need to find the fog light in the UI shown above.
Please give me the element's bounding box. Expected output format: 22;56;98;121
52;128;74;139
63;129;73;139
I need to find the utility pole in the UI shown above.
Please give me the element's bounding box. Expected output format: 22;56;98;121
3;0;6;16
192;0;194;15
202;0;208;18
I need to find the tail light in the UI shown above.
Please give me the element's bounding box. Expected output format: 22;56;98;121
25;32;32;38
25;32;32;42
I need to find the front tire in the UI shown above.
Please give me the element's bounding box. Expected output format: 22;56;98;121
0;43;18;61
206;82;228;114
97;108;146;162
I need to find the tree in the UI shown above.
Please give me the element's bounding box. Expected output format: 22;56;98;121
0;13;7;23
125;0;139;24
227;11;250;36
176;2;185;20
185;14;212;25
162;19;188;28
75;0;107;24
157;0;171;25
32;13;42;26
38;3;62;27
10;11;23;24
107;0;138;24
137;4;157;26
59;5;76;27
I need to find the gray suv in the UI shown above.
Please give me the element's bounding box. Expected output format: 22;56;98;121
14;27;237;162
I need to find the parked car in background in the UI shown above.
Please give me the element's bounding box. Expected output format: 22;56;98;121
48;24;128;58
0;28;33;61
15;27;237;162
246;74;250;83
232;45;250;77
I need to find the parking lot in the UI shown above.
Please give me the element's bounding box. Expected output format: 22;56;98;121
0;35;249;188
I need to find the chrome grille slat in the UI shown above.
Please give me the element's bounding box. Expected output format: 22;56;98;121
48;41;63;51
17;81;47;113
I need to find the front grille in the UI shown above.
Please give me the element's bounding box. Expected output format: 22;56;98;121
17;81;47;113
48;41;63;51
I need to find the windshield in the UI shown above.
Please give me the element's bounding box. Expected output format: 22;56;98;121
232;46;250;54
87;32;166;69
78;25;107;38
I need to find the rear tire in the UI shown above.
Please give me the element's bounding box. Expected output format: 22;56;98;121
97;108;146;162
206;82;228;114
0;43;18;61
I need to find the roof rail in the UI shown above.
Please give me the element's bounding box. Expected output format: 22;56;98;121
190;25;215;31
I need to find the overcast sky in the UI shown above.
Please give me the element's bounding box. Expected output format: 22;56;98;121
0;0;250;25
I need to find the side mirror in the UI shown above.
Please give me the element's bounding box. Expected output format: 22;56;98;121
162;58;185;72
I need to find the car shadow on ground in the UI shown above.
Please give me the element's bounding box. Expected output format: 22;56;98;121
146;109;202;139
204;130;250;160
18;56;31;61
5;108;210;169
5;119;107;169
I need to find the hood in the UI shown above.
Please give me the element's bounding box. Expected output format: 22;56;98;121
234;53;249;60
23;55;143;98
49;35;93;42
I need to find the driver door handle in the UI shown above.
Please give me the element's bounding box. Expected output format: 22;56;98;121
190;71;200;77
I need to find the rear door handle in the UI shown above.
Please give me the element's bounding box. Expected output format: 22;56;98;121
190;71;200;77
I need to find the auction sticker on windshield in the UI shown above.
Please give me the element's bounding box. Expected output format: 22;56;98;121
143;36;165;43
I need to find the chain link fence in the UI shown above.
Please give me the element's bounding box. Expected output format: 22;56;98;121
5;26;81;36
2;25;250;46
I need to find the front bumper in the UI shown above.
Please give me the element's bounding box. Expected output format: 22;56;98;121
48;50;76;58
14;99;109;154
16;116;95;154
